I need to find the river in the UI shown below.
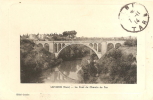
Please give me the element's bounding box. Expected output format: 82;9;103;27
42;59;83;83
59;59;82;80
42;58;102;83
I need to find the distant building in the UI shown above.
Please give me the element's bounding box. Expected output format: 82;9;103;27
38;34;44;39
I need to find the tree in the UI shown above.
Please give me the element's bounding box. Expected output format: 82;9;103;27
97;48;137;84
124;39;137;46
62;30;77;39
20;39;62;83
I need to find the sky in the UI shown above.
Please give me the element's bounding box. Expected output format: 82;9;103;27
9;3;143;37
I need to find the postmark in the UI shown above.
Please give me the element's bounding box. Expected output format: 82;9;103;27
118;2;149;33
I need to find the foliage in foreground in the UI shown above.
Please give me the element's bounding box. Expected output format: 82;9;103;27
97;48;137;84
20;39;62;83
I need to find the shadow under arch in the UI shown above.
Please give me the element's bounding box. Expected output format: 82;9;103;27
115;43;121;49
44;43;49;51
56;43;100;59
107;43;114;51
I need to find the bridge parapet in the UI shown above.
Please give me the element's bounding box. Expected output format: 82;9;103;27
106;41;125;44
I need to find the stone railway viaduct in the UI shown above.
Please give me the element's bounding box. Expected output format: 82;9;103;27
35;40;125;59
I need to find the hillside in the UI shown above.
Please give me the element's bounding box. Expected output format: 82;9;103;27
97;46;137;84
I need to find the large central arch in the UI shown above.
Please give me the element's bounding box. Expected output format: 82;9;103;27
55;43;100;59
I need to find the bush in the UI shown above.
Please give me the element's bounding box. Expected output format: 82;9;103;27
124;39;137;46
97;48;137;84
20;39;60;83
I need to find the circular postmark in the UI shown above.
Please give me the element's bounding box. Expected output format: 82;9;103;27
118;2;149;33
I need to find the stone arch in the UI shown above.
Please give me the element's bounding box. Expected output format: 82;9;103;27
94;43;97;51
62;43;65;48
115;43;121;49
58;43;62;51
107;43;114;51
54;43;57;53
56;43;100;59
38;43;43;48
44;43;49;51
89;43;93;47
98;43;102;52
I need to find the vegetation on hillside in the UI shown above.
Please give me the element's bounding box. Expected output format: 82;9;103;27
97;48;137;84
124;39;137;46
78;54;99;83
20;39;62;83
76;39;137;84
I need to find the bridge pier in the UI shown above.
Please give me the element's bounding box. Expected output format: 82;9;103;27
101;42;107;56
54;53;58;58
97;54;102;59
49;43;54;53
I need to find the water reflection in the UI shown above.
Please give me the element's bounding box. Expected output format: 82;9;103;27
59;60;82;80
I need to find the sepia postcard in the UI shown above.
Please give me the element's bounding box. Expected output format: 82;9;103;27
0;0;153;100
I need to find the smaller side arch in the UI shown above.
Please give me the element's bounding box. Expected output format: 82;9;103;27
107;43;114;51
94;43;97;51
54;43;57;53
44;43;49;51
58;43;62;51
62;43;65;48
115;43;121;49
89;43;93;47
38;43;43;48
98;43;102;52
